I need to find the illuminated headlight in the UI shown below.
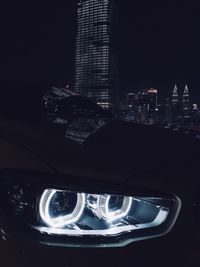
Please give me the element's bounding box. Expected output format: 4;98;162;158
39;189;86;228
34;189;179;239
1;179;181;247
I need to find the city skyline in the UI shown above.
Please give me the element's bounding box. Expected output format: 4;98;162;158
0;1;200;102
122;83;200;126
124;84;194;107
124;83;198;104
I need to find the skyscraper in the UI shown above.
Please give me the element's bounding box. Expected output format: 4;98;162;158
171;84;180;122
172;84;179;105
182;84;190;109
182;84;191;118
74;0;119;109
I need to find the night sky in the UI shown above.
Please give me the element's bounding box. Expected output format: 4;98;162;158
0;1;200;102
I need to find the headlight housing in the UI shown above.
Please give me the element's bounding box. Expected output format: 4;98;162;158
37;189;170;238
0;171;181;247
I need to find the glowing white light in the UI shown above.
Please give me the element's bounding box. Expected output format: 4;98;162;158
39;189;85;228
97;195;133;222
34;208;169;236
35;189;179;245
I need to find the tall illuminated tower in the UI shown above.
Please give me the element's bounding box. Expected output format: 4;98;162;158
171;84;180;121
182;84;191;117
172;84;179;105
74;0;119;109
182;84;190;109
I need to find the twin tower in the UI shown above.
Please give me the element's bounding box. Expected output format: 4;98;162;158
172;84;190;108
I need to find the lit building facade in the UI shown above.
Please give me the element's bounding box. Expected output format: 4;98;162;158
171;84;181;121
122;88;158;123
172;84;179;105
182;84;190;117
74;0;119;109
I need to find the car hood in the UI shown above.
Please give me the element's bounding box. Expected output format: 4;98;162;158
0;118;199;184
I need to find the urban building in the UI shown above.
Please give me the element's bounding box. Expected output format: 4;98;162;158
171;84;181;122
120;84;200;131
122;88;158;123
182;84;191;118
172;84;179;105
74;0;119;109
142;88;158;123
124;92;138;110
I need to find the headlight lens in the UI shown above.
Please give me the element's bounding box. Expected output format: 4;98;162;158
35;189;175;238
39;189;86;228
92;194;132;221
1;179;181;247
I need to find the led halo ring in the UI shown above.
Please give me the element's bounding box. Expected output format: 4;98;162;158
39;189;85;228
96;194;132;222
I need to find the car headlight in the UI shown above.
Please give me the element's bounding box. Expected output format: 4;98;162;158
39;189;86;228
0;172;181;247
37;189;170;237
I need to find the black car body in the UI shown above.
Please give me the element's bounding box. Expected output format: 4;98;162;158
0;84;199;266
